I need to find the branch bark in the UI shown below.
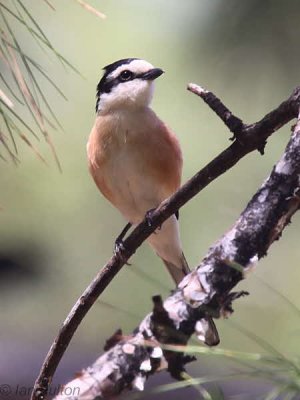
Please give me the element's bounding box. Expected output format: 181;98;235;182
31;86;300;400
52;109;300;399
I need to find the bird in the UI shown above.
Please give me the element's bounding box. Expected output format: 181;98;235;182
87;58;190;285
87;58;219;346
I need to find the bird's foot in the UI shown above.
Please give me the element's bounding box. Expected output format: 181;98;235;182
114;239;131;265
145;208;161;231
114;222;132;264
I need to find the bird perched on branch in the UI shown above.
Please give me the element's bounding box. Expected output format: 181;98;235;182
87;58;219;345
87;58;190;285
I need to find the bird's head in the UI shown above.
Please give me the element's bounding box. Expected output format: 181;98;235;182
95;58;164;113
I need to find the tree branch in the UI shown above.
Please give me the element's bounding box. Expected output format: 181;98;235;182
31;86;300;400
53;107;300;400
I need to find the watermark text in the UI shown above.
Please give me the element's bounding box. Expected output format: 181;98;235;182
0;384;80;398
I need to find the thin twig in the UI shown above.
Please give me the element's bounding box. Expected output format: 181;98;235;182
31;85;300;400
187;83;244;136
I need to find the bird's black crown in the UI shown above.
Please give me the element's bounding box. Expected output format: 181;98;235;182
96;58;139;111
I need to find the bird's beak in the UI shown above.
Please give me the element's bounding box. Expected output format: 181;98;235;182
140;68;164;81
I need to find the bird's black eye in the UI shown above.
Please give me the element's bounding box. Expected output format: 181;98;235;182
119;70;133;82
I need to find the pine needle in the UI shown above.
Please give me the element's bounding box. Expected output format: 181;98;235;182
42;0;55;11
0;71;24;104
0;88;13;108
75;0;106;19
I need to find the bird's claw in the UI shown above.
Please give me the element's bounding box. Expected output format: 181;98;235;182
114;239;131;265
146;209;155;227
114;222;132;264
145;208;161;233
145;208;161;231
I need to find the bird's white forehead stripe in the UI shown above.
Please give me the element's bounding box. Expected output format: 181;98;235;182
108;60;154;79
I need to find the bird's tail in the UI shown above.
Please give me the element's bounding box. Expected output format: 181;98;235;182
162;252;190;286
162;253;220;347
202;317;220;346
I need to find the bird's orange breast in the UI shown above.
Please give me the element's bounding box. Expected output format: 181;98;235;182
87;116;119;204
87;108;183;221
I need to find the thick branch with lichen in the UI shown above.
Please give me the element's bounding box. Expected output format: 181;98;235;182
53;110;300;400
31;86;300;400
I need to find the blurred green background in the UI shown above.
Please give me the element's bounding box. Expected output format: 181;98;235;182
0;1;299;398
